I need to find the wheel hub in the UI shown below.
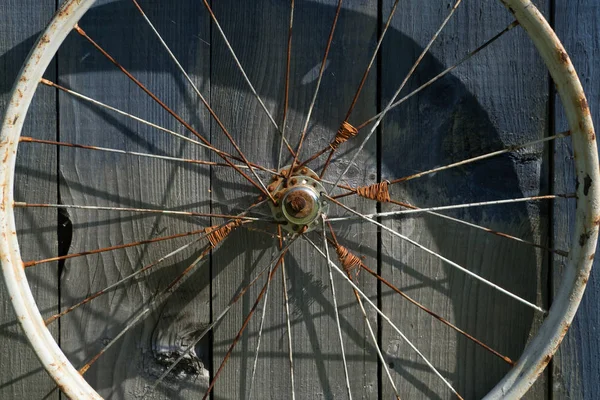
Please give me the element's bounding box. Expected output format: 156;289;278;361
268;166;328;233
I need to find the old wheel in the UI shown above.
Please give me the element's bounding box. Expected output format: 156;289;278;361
1;0;597;398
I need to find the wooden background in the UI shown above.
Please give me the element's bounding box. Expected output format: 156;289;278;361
0;0;598;398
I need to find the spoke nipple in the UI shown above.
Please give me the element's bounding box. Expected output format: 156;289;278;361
290;178;297;185
301;168;308;174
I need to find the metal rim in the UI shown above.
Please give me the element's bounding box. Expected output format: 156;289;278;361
0;0;597;398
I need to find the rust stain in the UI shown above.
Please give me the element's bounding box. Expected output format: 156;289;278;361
558;48;569;64
580;97;591;116
40;35;50;45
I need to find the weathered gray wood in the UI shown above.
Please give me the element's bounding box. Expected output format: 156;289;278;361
209;1;379;398
0;1;59;399
57;1;212;398
2;1;600;399
380;1;549;398
552;1;600;399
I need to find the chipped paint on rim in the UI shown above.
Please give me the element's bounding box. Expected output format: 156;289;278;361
0;0;100;399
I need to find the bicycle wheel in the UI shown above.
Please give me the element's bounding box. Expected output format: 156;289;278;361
1;0;597;398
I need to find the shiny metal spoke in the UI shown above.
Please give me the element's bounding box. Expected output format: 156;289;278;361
74;24;272;200
322;217;353;400
356;20;520;130
14;202;267;221
198;0;295;158
304;236;464;400
288;0;344;177
326;193;573;221
146;235;297;395
328;0;462;193
130;0;275;201
326;195;547;314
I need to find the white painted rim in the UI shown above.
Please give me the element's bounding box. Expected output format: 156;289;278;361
0;0;597;398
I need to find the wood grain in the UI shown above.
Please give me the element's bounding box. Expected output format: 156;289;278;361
0;0;598;399
379;1;549;398
0;1;58;399
57;1;212;398
552;1;600;399
209;1;379;398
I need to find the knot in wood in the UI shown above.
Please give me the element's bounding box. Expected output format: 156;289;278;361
205;220;242;248
330;121;358;150
335;244;362;276
356;181;391;202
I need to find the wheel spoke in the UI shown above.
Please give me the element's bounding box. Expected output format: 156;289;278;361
327;194;570;257
321;218;353;400
325;195;547;314
279;226;296;400
20;136;250;170
318;0;402;177
39;79;278;176
198;0;295;158
278;0;297;170
326;193;573;220
303;236;464;400
73;24;272;200
356;20;520;131
328;0;462;191
130;0;276;202
146;235;296;395
24;226;208;268
287;0;344;177
44;235;206;325
306;17;517;175
14;202;267;221
389;131;570;185
324;221;400;399
325;222;514;366
201;234;301;400
78;242;213;375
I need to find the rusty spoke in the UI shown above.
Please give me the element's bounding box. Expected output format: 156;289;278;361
196;0;295;158
14;201;269;221
130;0;275;202
201;234;301;400
325;195;547;314
39;79;278;177
24;226;208;268
73;24;273;200
325;222;514;366
324;221;400;399
356;20;520;131
278;0;297;170
318;0;402;177
303;235;464;400
145;234;297;396
287;0;344;179
328;0;463;193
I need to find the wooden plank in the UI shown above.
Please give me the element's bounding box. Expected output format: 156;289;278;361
380;1;550;398
209;1;379;398
57;1;212;398
0;1;59;399
552;1;600;398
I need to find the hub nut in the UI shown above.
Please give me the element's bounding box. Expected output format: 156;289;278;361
268;166;328;233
